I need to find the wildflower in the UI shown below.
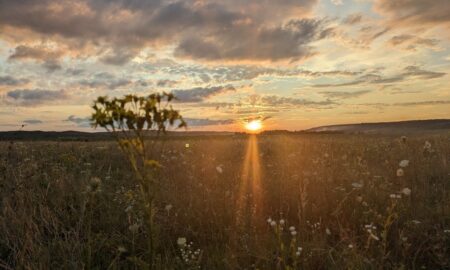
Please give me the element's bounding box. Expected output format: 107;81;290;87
279;219;285;226
356;195;363;203
289;226;296;232
348;244;353;249
326;228;331;235
165;204;173;212
295;251;301;256
177;237;187;247
128;223;140;233
399;160;409;168
87;177;102;193
401;136;407;143
185;143;190;148
216;165;223;174
352;182;363;189
270;221;276;227
291;230;297;236
267;218;273;224
401;188;411;196
396;168;404;177
424;141;432;151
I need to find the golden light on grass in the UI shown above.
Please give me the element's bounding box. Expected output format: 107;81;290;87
244;119;263;133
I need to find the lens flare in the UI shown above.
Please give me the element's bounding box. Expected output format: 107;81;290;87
245;120;262;132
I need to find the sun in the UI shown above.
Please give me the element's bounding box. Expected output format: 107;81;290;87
245;120;263;133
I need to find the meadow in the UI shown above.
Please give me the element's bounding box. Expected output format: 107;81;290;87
0;133;449;269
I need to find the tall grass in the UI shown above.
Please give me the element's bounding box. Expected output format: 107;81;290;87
0;133;449;269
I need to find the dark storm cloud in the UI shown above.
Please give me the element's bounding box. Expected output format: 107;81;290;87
0;75;29;86
184;118;234;126
0;0;322;62
374;0;450;26
6;89;67;105
171;85;235;102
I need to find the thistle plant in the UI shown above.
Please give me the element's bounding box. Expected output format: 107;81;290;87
91;93;186;268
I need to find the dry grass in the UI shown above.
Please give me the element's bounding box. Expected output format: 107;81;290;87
0;133;449;269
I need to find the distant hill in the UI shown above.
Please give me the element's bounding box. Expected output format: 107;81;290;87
0;130;235;141
306;119;450;134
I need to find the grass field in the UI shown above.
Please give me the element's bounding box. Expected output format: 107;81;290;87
1;133;449;269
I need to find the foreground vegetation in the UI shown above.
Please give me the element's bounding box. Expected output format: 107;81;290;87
0;133;449;269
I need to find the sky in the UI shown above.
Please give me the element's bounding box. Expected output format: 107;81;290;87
0;0;449;132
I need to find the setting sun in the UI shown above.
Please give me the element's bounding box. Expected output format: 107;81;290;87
245;120;263;132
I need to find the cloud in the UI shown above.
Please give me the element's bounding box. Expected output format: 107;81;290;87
0;75;29;86
184;118;234;126
171;85;235;102
6;89;67;105
343;13;363;25
23;119;43;124
313;66;446;87
8;45;62;61
77;72;131;90
331;0;344;6
320;90;371;99
99;48;136;66
8;45;63;72
374;0;450;26
157;79;178;87
388;34;439;50
247;94;336;108
65;115;90;127
0;0;320;62
164;64;362;83
175;18;334;61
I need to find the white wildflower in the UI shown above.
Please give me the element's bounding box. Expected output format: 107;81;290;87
399;160;409;168
291;231;297;236
289;226;296;232
352;182;363;189
401;188;411;196
216;165;223;174
396;168;404;177
270;221;276;227
177;237;187;247
279;219;285;226
326;228;331;235
128;223;140;233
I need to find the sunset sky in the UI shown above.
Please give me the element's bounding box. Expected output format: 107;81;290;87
0;0;449;131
